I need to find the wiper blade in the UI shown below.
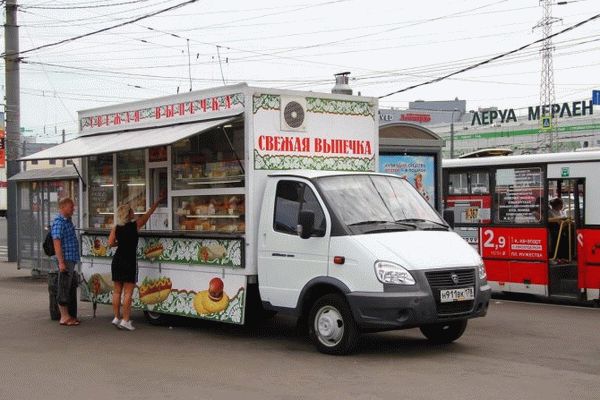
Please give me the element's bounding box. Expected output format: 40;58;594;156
396;218;449;229
348;220;391;227
363;226;411;234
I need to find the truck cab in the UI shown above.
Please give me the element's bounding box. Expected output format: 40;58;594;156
257;171;491;354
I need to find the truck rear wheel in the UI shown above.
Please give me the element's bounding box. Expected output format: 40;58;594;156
420;320;468;344
143;311;169;326
308;294;359;355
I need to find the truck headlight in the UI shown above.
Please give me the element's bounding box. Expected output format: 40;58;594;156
374;261;416;285
477;262;487;281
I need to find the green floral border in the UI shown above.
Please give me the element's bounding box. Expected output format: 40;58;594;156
254;150;375;172
253;94;280;113
306;97;375;118
252;94;374;118
85;286;245;325
82;235;243;268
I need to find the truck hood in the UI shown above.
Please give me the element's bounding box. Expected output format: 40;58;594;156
352;230;481;271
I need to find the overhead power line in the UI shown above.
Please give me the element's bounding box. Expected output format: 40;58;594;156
379;11;600;99
7;0;200;57
20;0;152;10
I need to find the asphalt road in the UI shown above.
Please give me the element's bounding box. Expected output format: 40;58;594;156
1;263;599;400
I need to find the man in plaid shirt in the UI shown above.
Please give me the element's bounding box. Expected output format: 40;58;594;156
52;198;80;326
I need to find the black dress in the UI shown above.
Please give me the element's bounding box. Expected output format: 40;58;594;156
111;221;139;283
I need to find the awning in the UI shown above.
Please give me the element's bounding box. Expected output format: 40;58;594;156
20;116;240;161
9;166;79;182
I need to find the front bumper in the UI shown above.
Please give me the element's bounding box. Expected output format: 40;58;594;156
346;268;491;331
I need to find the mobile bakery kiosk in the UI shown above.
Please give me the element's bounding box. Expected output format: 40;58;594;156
23;84;490;354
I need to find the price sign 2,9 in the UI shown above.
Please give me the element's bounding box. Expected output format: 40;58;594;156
480;227;547;261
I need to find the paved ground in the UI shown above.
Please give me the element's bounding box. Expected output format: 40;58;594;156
1;262;599;400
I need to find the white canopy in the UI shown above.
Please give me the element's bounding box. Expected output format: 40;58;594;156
20;117;239;161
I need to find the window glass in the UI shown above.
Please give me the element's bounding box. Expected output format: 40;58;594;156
317;175;442;228
448;172;468;195
171;125;244;190
273;181;326;236
117;150;146;215
173;195;244;233
88;154;114;229
471;171;490;194
494;167;544;224
301;186;326;236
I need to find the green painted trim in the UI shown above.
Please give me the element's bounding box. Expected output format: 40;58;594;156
443;123;600;141
253;150;376;171
253;94;280;113
81;234;243;268
307;97;375;118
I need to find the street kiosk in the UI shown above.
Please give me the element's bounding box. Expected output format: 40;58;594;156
23;84;489;354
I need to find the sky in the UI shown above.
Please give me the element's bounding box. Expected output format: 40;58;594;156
8;0;600;142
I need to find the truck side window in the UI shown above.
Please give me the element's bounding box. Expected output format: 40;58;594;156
302;187;326;237
274;181;303;234
274;181;326;237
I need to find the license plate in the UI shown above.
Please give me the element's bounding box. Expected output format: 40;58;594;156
440;287;475;303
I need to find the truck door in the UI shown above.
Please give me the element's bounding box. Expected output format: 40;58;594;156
258;179;330;309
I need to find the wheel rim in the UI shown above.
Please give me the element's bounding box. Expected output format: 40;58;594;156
146;311;161;320
314;305;345;348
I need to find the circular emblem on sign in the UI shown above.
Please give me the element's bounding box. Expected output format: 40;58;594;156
450;273;460;285
284;101;305;128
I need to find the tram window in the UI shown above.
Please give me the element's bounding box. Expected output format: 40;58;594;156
449;173;469;195
494;167;544;224
471;171;490;194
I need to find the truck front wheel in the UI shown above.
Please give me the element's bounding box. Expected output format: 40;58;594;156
420;320;468;344
308;294;359;355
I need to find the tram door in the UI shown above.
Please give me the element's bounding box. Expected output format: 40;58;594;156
546;178;585;299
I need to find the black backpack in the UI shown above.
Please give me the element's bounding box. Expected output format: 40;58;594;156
43;225;55;257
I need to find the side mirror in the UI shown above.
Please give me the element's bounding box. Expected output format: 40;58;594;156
297;210;315;239
443;209;455;229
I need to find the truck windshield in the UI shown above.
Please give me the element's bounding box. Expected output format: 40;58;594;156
316;175;445;230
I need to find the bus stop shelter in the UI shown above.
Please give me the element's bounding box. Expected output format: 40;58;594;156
378;122;445;212
9;166;80;273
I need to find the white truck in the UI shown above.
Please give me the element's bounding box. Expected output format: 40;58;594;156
23;84;490;354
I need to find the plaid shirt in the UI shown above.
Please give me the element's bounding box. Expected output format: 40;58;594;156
51;214;80;262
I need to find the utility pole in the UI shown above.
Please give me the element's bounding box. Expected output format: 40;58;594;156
535;0;561;153
5;0;20;262
62;129;66;166
449;108;459;158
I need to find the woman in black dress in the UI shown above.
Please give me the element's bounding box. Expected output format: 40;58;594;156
108;198;162;331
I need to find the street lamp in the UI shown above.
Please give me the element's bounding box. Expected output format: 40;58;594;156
450;108;459;159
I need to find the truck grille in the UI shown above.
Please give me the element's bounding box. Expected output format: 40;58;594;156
425;268;476;317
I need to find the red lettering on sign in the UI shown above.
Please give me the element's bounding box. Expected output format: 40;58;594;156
225;95;232;109
155;107;161;119
134;111;140;122
200;99;207;112
211;98;219;111
166;105;174;118
114;114;121;125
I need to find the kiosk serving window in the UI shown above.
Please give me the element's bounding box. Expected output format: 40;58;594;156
117;150;147;213
174;195;245;233
88;154;115;229
171;126;245;190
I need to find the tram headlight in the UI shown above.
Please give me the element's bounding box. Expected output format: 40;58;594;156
477;261;487;281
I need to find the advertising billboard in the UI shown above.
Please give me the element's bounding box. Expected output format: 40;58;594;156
379;154;436;207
